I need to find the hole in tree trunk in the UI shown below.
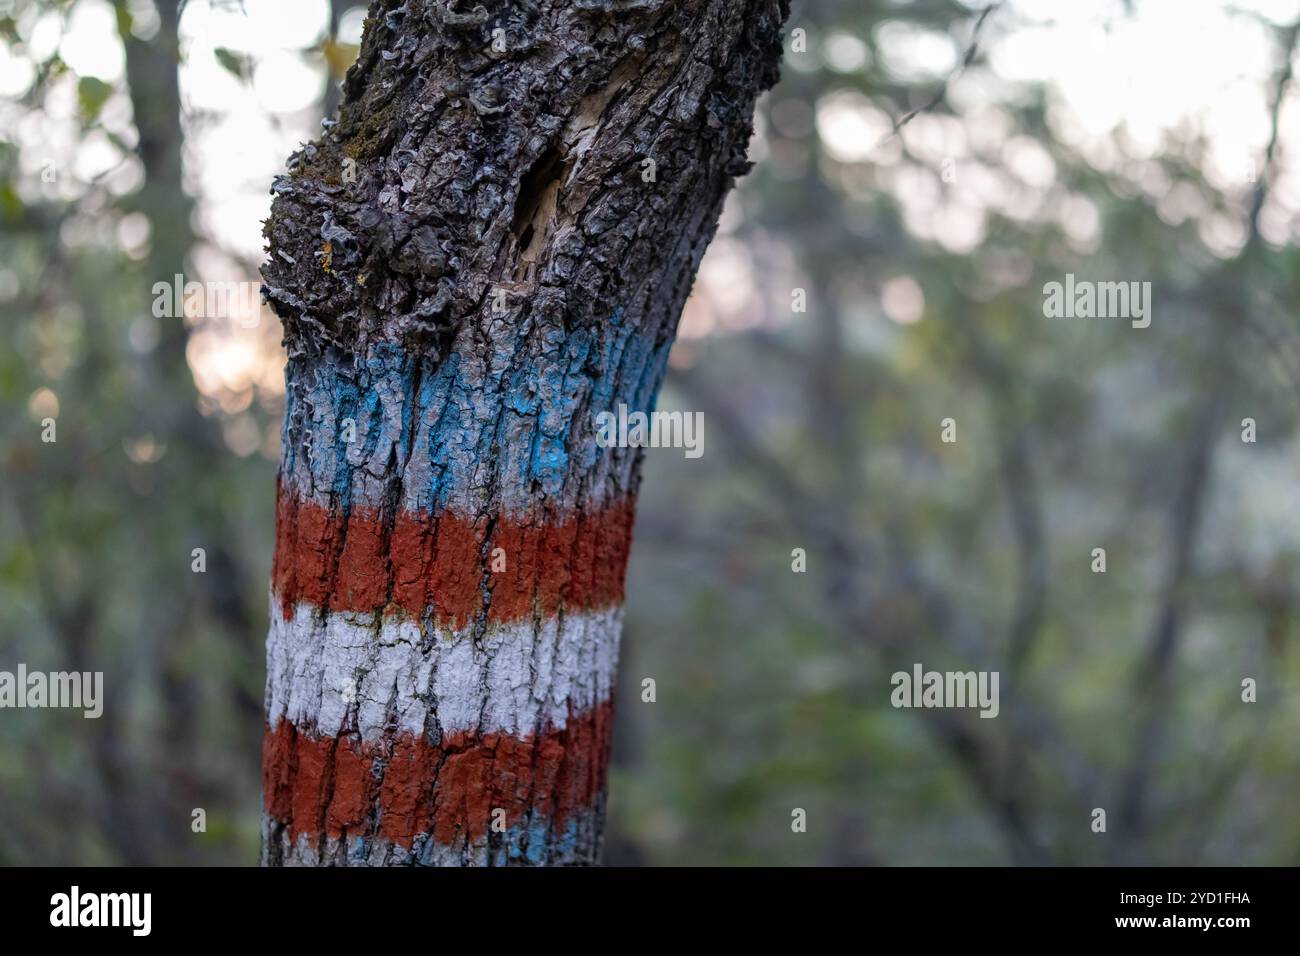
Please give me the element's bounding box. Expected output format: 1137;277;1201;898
510;144;568;250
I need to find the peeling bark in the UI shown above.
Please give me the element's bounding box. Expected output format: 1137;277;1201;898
260;0;788;865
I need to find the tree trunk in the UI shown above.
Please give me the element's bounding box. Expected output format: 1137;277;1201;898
259;0;788;866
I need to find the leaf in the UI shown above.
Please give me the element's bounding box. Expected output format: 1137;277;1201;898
0;181;22;222
322;38;359;79
114;4;133;39
76;76;112;123
104;129;134;156
214;47;252;81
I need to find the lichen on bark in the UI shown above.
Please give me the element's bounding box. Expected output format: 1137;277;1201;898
262;0;787;360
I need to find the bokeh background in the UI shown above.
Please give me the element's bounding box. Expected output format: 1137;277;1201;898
3;0;1300;866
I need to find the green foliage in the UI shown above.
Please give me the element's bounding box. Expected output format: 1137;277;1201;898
75;76;111;122
213;47;251;82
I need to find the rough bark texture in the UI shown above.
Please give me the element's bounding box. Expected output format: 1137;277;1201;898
259;0;788;865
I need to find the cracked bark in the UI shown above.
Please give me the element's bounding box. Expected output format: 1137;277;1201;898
260;0;788;865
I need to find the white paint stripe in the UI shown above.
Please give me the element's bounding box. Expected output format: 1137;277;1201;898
265;595;622;742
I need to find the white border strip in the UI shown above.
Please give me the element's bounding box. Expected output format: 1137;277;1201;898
266;597;623;742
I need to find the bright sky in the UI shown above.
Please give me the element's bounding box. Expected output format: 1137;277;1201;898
4;0;1300;439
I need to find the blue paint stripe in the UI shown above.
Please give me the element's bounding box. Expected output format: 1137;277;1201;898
334;811;589;865
280;316;674;515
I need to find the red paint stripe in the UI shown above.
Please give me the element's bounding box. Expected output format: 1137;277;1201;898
271;482;636;628
262;699;614;847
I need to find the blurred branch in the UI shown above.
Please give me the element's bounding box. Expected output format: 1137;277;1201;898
951;307;1048;675
1115;389;1219;853
1244;18;1300;254
678;347;1104;863
4;492;152;865
1116;17;1300;856
947;304;1057;854
887;2;1004;138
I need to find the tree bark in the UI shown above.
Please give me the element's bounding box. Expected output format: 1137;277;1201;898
259;0;788;865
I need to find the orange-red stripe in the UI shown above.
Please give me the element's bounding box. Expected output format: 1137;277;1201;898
262;699;614;847
271;484;636;628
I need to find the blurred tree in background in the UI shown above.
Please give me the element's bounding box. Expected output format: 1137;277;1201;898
3;0;1300;865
